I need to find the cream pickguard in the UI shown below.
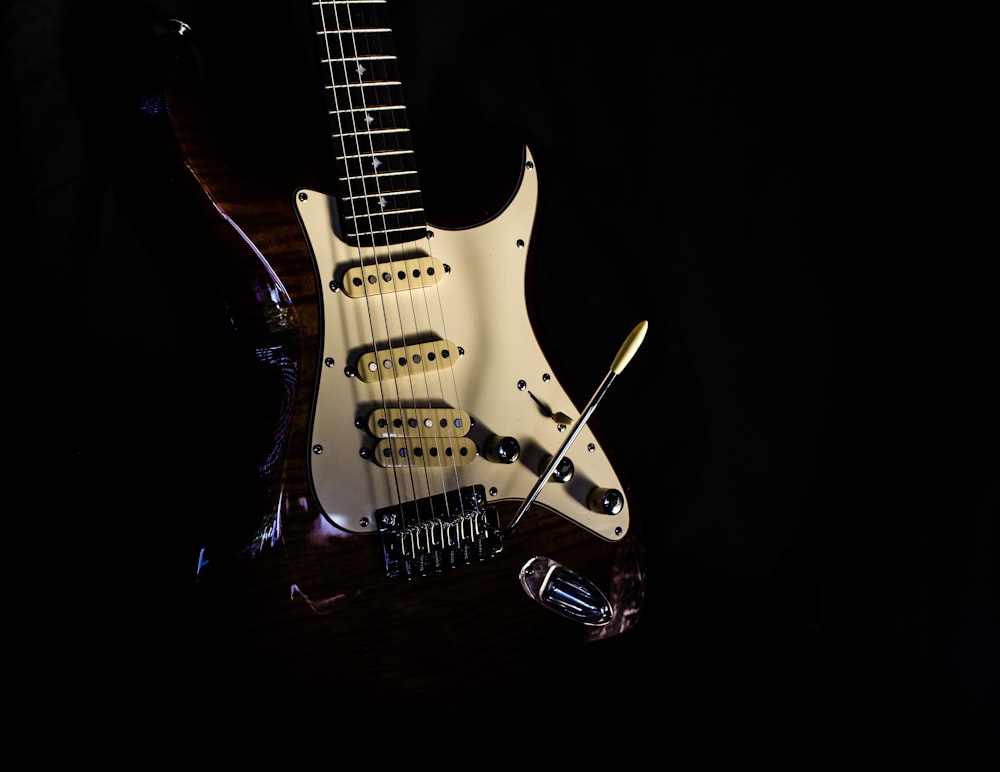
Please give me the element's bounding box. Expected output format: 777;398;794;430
294;147;631;567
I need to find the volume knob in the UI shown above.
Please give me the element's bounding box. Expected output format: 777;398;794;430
587;486;624;515
484;435;520;464
538;454;574;483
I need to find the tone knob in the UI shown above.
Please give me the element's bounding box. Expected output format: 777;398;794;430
483;435;520;464
587;487;624;515
538;454;574;483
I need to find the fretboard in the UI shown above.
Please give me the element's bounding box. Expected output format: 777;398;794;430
311;0;427;248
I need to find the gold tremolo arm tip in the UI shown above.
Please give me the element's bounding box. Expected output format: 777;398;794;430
610;320;648;375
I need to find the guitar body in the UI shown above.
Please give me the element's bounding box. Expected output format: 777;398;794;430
130;5;646;702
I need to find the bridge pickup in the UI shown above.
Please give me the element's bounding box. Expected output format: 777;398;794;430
371;436;477;467
376;485;502;579
342;256;445;299
366;407;471;438
356;338;459;384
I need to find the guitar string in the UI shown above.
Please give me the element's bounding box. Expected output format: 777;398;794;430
341;0;470;539
324;0;467;542
316;0;413;517
374;7;473;525
358;0;496;537
344;3;442;524
366;0;472;530
360;2;473;525
350;0;472;534
337;0;449;528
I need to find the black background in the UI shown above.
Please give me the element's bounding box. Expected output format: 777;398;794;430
6;0;997;767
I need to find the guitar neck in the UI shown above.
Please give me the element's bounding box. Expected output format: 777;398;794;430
310;0;427;248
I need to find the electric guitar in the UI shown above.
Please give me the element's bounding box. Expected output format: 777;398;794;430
138;0;647;701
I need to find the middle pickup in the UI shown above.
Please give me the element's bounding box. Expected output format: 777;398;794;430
355;338;460;384
365;406;472;438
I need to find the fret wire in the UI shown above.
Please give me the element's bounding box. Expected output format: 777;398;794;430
322;54;395;61
316;28;391;35
312;1;387;7
345;208;424;222
338;170;417;182
337;149;412;160
330;106;405;115
331;127;409;136
312;0;385;7
326;80;402;88
343;189;421;201
349;225;427;238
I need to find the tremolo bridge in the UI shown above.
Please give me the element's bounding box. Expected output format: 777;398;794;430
376;485;502;579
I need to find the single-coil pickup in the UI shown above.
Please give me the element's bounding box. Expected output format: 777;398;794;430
342;256;445;299
371;437;477;468
367;407;471;439
356;339;458;384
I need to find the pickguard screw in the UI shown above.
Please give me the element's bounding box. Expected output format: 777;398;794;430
312;444;323;454
298;191;308;201
517;380;526;391
324;357;335;367
360;517;370;528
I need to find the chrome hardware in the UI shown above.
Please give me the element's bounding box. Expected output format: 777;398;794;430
519;556;613;626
